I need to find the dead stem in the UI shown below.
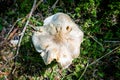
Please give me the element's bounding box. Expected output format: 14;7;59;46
15;0;37;59
0;0;44;71
65;45;120;79
51;0;59;9
5;18;23;40
89;34;104;51
79;62;89;80
89;46;120;66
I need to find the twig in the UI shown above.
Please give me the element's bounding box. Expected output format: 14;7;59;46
79;63;89;80
89;34;104;51
0;0;44;71
0;61;8;71
5;18;23;40
63;45;120;79
5;0;43;40
15;0;37;59
78;46;120;80
51;0;59;9
104;40;120;43
7;28;18;40
34;0;43;11
13;0;43;59
89;35;103;48
28;24;38;31
9;0;37;74
89;46;120;66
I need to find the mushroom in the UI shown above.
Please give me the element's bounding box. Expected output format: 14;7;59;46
32;13;84;69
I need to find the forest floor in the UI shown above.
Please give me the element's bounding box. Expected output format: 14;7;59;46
0;0;120;80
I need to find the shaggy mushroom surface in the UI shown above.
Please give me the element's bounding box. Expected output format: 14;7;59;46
32;13;84;69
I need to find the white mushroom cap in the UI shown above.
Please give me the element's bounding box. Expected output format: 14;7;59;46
32;13;84;69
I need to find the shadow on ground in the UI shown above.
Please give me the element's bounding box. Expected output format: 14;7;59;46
8;38;57;79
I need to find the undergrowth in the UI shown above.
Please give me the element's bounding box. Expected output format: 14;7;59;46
0;0;120;80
